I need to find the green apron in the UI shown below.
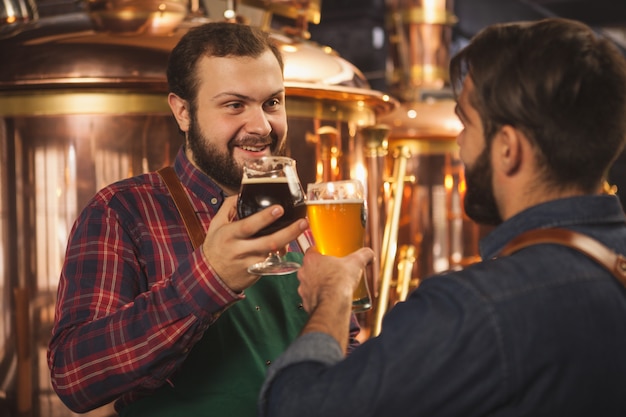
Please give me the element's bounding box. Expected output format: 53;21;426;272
120;252;307;416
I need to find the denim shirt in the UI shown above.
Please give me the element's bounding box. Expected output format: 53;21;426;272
259;194;626;417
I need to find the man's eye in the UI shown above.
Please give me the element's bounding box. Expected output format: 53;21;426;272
266;98;280;107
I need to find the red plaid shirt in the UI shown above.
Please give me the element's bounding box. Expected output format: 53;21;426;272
47;147;360;413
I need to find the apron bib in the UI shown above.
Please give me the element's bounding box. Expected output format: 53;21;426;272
121;252;307;416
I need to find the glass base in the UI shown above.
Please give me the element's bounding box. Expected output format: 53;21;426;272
247;260;301;276
352;296;372;313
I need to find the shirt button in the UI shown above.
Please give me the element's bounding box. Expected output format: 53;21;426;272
266;360;271;366
256;305;261;311
297;303;304;309
210;197;218;205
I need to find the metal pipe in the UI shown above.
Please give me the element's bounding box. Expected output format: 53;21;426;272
396;244;417;302
361;125;390;297
373;145;411;336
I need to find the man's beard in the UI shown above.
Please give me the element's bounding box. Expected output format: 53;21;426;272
186;113;284;190
463;146;502;226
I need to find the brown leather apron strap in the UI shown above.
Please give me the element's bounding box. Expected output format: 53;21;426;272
500;228;626;288
157;166;206;249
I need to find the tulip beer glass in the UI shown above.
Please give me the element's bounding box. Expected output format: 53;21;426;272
306;179;372;312
237;156;307;275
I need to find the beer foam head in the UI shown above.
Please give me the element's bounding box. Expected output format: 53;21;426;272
306;198;363;205
307;179;364;201
241;176;289;184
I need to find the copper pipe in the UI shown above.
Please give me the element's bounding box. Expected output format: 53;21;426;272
362;125;390;296
315;125;342;182
373;145;411;336
396;244;417;302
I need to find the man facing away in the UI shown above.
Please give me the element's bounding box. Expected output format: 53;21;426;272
47;22;360;416
259;17;626;417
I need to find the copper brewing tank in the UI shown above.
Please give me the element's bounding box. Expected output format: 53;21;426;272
0;3;396;415
371;0;482;333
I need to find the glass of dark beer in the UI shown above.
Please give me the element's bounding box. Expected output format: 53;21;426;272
237;156;307;275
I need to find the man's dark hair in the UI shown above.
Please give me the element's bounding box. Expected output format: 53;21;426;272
450;18;626;193
167;22;284;108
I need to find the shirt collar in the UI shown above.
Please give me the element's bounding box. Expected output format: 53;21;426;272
480;194;626;259
172;146;228;212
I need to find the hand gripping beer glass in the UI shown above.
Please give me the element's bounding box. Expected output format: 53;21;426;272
306;179;373;312
237;156;307;276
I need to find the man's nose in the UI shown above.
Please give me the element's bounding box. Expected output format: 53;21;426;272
245;107;272;136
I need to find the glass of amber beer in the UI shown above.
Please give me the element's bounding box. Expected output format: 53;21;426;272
306;179;372;312
237;156;307;275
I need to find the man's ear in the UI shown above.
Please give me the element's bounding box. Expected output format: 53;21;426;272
168;93;190;133
494;125;523;176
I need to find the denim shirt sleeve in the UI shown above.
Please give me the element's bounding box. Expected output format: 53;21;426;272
258;332;343;416
256;270;509;417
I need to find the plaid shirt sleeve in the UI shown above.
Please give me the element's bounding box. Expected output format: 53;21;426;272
47;178;242;413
